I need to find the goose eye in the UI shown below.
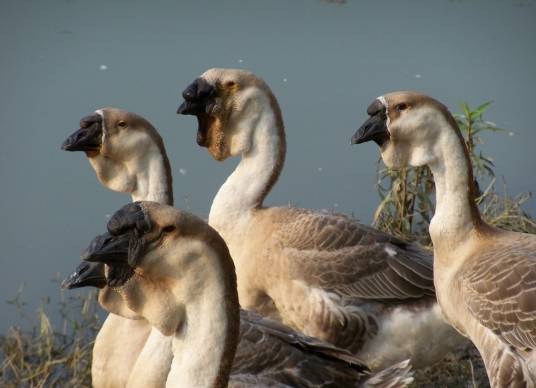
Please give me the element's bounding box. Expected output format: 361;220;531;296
117;120;127;128
162;225;176;234
395;103;408;112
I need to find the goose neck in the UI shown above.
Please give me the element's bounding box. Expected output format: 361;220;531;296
165;245;240;388
128;144;173;206
209;105;285;230
428;122;483;253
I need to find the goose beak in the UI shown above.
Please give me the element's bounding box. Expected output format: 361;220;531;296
61;261;107;289
176;78;216;147
351;114;390;146
176;78;216;116
351;99;390;146
82;232;130;265
61;114;103;152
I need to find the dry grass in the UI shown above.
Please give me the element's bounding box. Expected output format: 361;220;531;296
0;283;100;388
412;345;489;388
478;180;536;234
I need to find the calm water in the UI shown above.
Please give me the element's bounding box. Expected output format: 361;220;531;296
1;0;535;330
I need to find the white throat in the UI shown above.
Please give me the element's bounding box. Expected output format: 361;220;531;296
161;245;236;388
166;293;230;388
427;122;479;252
89;142;172;206
208;104;283;234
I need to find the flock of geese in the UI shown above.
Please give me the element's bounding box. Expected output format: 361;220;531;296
58;68;536;388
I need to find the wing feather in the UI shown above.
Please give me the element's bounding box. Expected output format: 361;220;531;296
232;309;370;387
463;235;536;351
234;310;413;387
267;208;435;301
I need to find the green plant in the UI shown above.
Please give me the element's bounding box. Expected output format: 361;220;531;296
373;101;536;245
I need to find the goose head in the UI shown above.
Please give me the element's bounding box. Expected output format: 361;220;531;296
83;201;237;336
62;108;162;161
177;68;280;161
351;92;458;169
62;108;172;202
62;231;143;320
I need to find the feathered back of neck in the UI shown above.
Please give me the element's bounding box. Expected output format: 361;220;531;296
137;129;174;206
438;107;482;226
425;104;488;250
255;84;286;208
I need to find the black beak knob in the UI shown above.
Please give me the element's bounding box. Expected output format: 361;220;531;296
182;78;215;102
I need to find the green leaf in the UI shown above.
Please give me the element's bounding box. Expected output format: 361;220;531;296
460;102;471;118
472;100;493;117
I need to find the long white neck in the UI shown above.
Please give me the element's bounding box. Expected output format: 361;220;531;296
209;105;285;231
428;120;482;253
163;247;239;388
166;295;232;387
127;146;173;205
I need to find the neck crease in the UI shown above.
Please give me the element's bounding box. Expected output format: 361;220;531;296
90;142;173;206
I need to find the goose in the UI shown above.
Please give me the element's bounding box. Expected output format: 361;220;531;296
61;108;174;387
79;200;414;388
352;91;536;387
175;68;467;369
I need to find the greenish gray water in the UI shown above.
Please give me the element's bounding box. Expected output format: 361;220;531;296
1;0;535;330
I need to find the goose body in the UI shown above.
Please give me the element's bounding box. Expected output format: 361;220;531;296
176;68;466;369
217;206;456;368
353;91;536;387
81;201;413;388
62;108;174;387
